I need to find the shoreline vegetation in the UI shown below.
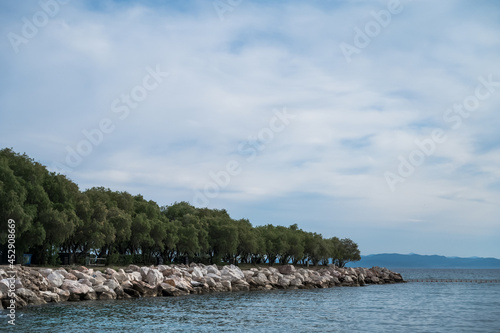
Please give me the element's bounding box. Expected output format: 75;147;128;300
1;148;361;268
0;148;382;310
0;263;404;309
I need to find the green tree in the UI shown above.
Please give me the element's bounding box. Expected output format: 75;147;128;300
335;238;361;267
235;218;256;263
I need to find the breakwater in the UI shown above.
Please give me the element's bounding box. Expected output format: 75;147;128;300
0;264;404;309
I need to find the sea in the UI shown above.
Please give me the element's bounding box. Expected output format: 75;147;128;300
3;269;500;332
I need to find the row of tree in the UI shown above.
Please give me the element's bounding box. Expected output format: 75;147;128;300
0;148;360;266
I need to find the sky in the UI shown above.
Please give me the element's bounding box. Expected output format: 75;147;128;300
1;0;499;258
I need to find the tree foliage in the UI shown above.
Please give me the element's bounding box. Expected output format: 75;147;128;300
0;148;361;266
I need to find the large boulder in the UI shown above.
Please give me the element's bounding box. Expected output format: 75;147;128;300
104;268;117;275
132;281;158;297
104;278;120;291
121;280;133;289
14;278;23;290
78;279;93;287
278;265;296;275
98;290;117;300
127;265;141;272
55;288;70;302
206;265;221;276
128;271;142;282
139;267;150;280
342;275;353;284
232;280;250;292
205;277;217;288
83;291;98;301
190;280;207;289
114;286;125;298
242;271;254;279
0;279;10;295
164;276;193;292
146;269;163;287
47;272;64;288
61;280;91;297
190;266;204;279
16;288;46;306
94;285;111;293
91;272;108;285
56;269;77;281
290;278;303;287
69;270;92;281
38;269;53;277
158;283;188;297
123;288;141;298
157;265;169;272
221;265;245;282
347;267;357;277
253;273;269;286
278;276;291;288
206;273;221;282
39;291;60;303
2;293;27;309
220;280;232;292
267;274;279;285
112;270;129;284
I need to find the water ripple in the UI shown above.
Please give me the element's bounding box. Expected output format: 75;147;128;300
3;269;500;332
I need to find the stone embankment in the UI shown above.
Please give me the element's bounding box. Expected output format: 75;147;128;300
0;264;404;309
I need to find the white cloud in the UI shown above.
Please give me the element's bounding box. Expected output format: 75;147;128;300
1;0;499;257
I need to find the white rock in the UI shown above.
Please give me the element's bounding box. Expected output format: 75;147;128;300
94;285;111;293
191;266;204;279
205;277;217;288
254;273;269;285
78;279;93;287
243;271;254;278
128;271;142;282
104;278;120;291
105;268;117;275
61;280;91;295
39;290;60;303
157;265;169;272
146;269;164;286
221;265;245;282
38;268;53;277
47;272;64;288
221;280;232;291
112;271;129;284
206;273;221;282
140;267;150;280
127;265;141;272
206;265;221;276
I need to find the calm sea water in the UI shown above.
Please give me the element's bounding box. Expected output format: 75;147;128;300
3;269;500;332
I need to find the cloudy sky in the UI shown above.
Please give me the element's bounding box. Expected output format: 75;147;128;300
1;0;499;258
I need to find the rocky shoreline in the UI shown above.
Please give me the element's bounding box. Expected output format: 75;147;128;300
0;264;404;309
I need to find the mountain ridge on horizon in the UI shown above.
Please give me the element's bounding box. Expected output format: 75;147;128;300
363;253;500;260
346;253;500;269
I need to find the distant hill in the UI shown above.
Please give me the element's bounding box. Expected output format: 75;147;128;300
346;253;500;269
